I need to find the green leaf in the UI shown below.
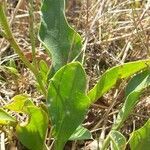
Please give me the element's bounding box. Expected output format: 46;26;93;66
39;60;49;84
39;0;82;73
0;108;17;126
129;119;150;150
16;106;48;150
125;69;150;95
47;62;90;150
69;126;93;141
4;66;20;77
110;130;126;150
9;59;17;69
39;60;49;76
4;94;34;113
88;59;150;103
112;70;150;130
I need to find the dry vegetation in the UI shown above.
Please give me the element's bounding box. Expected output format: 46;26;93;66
0;0;150;149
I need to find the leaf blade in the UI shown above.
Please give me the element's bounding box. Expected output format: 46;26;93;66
129;119;150;150
4;94;34;113
112;70;150;130
110;130;126;150
16;106;48;150
69;126;93;141
0;108;16;126
39;0;82;73
88;60;150;103
47;62;90;149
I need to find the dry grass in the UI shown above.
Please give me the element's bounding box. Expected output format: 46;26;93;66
0;0;150;149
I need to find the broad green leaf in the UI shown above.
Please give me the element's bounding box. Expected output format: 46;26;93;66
39;0;82;73
4;94;34;113
110;130;126;150
112;70;150;130
0;108;17;126
129;119;150;150
69;126;93;141
47;62;90;150
16;106;48;150
88;59;150;103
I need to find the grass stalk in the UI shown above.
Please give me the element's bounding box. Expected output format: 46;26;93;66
28;0;37;66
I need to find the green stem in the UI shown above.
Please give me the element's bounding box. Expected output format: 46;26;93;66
101;133;110;150
0;2;47;96
28;0;36;66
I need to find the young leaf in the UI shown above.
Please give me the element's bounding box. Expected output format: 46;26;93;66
4;94;34;113
88;60;150;103
39;0;82;73
110;130;126;150
112;70;150;130
38;60;49;84
4;66;20;77
129;119;150;150
69;125;93;141
0;108;17;126
47;62;90;150
9;58;17;69
16;106;48;150
39;60;49;76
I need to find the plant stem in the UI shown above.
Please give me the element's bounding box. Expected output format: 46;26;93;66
0;3;32;70
0;2;47;97
101;133;110;150
28;0;36;66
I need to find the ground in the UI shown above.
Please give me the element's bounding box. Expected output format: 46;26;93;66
0;0;150;149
